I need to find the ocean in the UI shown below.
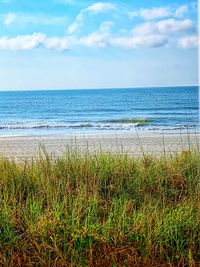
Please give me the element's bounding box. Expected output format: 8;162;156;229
0;86;199;136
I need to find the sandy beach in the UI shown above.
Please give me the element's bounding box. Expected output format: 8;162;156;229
0;132;199;160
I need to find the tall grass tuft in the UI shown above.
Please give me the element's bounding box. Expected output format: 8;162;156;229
0;149;199;266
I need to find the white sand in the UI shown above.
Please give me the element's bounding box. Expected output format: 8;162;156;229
0;132;199;160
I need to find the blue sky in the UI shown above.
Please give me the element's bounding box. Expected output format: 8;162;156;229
0;0;198;90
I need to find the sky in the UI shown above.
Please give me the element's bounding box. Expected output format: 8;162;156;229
0;0;198;90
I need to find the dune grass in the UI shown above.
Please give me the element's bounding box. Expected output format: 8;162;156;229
0;148;199;266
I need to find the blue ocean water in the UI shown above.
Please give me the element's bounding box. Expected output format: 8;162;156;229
0;86;199;136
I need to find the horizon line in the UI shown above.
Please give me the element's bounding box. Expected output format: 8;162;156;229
0;84;198;93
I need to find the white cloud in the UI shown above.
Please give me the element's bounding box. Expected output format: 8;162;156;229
79;21;168;49
129;5;190;21
140;7;172;20
129;7;172;20
121;18;194;49
44;37;72;50
132;19;193;36
175;5;188;18
0;33;77;51
3;13;16;26
67;13;84;34
132;22;157;35
67;2;116;34
178;35;198;48
110;35;168;49
0;33;46;50
0;27;168;51
157;19;193;34
0;15;196;51
80;21;113;48
86;2;116;15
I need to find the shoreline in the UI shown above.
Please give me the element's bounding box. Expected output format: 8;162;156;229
0;132;199;160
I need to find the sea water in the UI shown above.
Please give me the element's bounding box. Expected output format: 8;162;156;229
0;86;198;136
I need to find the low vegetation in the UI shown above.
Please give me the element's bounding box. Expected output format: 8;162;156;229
0;148;199;266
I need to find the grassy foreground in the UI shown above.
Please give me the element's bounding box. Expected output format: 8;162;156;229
0;149;200;266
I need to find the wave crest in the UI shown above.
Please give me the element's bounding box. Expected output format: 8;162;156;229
0;121;144;130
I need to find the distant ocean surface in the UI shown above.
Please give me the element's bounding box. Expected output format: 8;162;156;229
0;86;199;136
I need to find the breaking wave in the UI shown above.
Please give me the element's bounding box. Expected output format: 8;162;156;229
0;120;197;132
0;120;148;131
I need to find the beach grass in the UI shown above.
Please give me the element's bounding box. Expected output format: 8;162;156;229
0;148;199;266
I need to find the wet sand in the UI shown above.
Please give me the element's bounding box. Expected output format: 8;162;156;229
0;132;199;160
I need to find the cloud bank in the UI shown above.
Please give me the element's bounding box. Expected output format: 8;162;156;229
0;2;198;51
